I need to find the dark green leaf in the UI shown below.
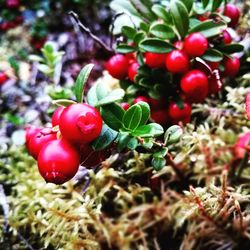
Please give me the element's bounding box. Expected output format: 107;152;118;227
117;132;132;151
202;0;209;8
127;137;138;150
170;0;189;38
150;23;175;40
153;147;168;158
134;31;146;44
123;104;142;131
202;49;223;62
152;157;166;171
122;26;137;39
100;103;125;131
75;64;94;103
140;22;150;33
211;0;223;12
152;4;172;23
137;52;145;66
52;99;77;107
131;123;164;137
182;0;193;13
189;20;227;38
116;44;137;54
220;44;244;54
91;124;118;151
139;38;174;53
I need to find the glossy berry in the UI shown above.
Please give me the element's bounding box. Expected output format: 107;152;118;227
0;72;8;85
128;62;139;82
27;128;57;159
148;98;167;110
180;70;208;103
208;72;223;95
145;52;167;68
174;41;184;50
223;30;232;44
133;96;149;104
120;102;130;110
105;54;129;80
207;61;220;71
38;139;80;184
166;50;189;74
5;0;20;8
246;91;250;120
224;4;240;27
234;131;250;159
151;109;169;125
183;32;208;57
223;56;240;78
168;102;192;124
52;106;65;127
59;103;102;144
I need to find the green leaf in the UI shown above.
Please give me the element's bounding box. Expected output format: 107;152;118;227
123;104;142;131
202;49;223;62
100;103;125;131
211;0;223;12
170;0;189;38
116;44;137;54
87;83;99;107
52;99;77;107
138;102;150;126
29;55;44;62
139;38;174;53
140;22;150;33
96;81;108;100
182;0;193;13
164;125;183;145
97;89;125;106
134;31;146;44
117;132;132;151
91;124;118;151
202;0;209;8
153;147;168;158
219;44;244;54
189;20;227;38
75;64;94;103
150;23;175;40
152;157;166;171
152;4;172;23
127;137;138;150
131;123;164;137
122;26;137;39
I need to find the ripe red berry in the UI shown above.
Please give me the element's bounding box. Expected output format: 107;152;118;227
128;62;139;82
120;102;130;110
207;61;220;71
223;56;240;78
5;0;20;8
145;52;167;68
148;98;167;110
165;50;189;74
27;128;57;159
198;15;208;22
133;96;149;104
223;30;232;44
183;32;208;57
246;91;250;120
25;126;42;145
38;139;80;184
59;103;102;144
52;106;65;127
151;109;169;125
234;131;250;159
208;72;223;95
125;52;136;64
105;54;129;80
223;4;240;27
168;102;192;124
174;41;184;50
180;70;208;103
0;72;8;85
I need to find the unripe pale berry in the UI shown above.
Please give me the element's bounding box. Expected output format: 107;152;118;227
59;103;102;144
145;52;167;68
105;54;129;80
38;139;80;184
128;62;139;82
165;50;189;74
183;32;208;57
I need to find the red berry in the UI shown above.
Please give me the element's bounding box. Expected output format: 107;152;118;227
5;0;20;8
166;50;189;74
180;70;208;103
52;106;65;127
27;128;57;159
133;96;149;104
38;139;80;184
120;102;130;110
25;126;42;145
128;62;139;82
246;91;250;120
0;72;8;85
184;32;208;57
145;52;167;68
15;15;23;24
151;109;169;125
223;56;240;78
208;72;223;95
207;61;220;71
148;98;167;109
224;4;240;27
59;103;102;144
168;102;192;124
174;41;184;50
199;15;208;22
105;54;129;80
223;30;232;44
234;131;250;159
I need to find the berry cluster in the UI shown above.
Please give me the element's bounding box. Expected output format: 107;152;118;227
26;103;103;184
105;3;242;126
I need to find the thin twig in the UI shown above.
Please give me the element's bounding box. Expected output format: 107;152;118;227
0;184;9;233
